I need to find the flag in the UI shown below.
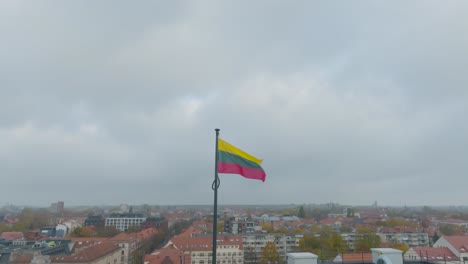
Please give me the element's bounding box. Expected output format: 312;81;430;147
217;138;266;182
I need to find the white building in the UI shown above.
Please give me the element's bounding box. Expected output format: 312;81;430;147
105;213;147;232
242;233;302;262
170;234;244;264
379;231;429;247
404;247;459;264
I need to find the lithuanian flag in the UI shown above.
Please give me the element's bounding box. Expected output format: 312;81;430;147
217;138;266;182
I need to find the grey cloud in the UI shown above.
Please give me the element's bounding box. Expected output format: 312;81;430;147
0;1;467;206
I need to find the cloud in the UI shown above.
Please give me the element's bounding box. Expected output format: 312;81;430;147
0;1;467;206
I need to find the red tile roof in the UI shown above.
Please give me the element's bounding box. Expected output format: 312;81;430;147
50;242;120;263
410;247;459;262
0;232;24;241
171;235;243;251
145;245;191;264
9;254;33;264
380;226;421;233
336;253;373;263
109;228;157;242
442;236;468;252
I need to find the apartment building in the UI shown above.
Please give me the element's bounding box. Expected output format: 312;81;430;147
105;213;147;232
379;227;429;247
241;233;302;263
169;234;243;264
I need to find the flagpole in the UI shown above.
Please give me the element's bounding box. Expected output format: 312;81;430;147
212;128;220;264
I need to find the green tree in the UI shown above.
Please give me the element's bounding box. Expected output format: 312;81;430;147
260;242;281;264
432;232;440;244
354;227;380;252
298;206;306;218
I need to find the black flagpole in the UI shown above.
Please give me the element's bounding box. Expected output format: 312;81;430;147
212;128;220;264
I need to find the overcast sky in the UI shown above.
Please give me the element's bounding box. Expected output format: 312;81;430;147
1;1;467;207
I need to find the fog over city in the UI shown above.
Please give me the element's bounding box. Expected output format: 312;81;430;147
1;1;467;206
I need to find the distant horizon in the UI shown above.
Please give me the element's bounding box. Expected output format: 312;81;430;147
4;202;468;210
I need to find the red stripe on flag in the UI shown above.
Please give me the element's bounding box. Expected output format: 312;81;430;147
218;162;266;182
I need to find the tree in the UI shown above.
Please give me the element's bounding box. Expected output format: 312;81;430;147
439;224;465;236
389;243;409;253
0;223;11;233
217;221;224;233
260;242;281;264
318;226;347;259
432;232;440;244
95;226;120;237
299;235;320;252
377;218;415;227
310;224;321;233
69;226;94;237
126;225;142;233
298;206;306;218
299;226;347;260
354;227;380;252
261;222;274;233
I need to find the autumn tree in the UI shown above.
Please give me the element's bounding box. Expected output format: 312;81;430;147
439;224;465;236
389;242;409;253
13;208;50;231
260;242;281;264
299;235;320;253
377;218;415;227
319;226;347;259
69;226;94;237
354;227;380;252
95;226;120;237
299;226;347;260
261;222;274;233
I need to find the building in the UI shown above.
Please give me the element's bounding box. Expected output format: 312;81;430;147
433;236;468;264
333;253;373;263
141;217;169;230
84;215;105;227
144;244;191;264
0;232;24;241
55;224;68;238
287;252;318;264
169;233;243;264
405;247;459;264
105;213;147;232
108;228;159;264
224;217;255;235
378;227;430;247
49;201;64;215
9;242;121;264
242;233;302;263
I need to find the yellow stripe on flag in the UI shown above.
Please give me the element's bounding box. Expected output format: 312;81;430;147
218;138;263;165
